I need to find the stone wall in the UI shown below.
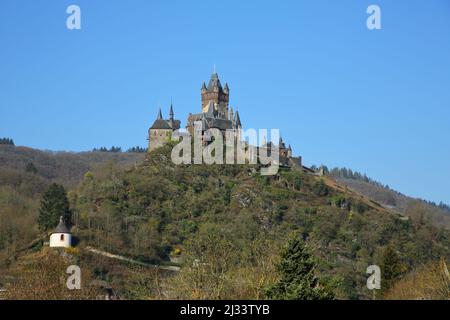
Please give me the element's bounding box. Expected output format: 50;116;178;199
148;129;172;152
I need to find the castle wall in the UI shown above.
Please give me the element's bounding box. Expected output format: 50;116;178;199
149;129;172;152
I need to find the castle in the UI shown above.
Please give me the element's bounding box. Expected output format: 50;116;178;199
148;72;299;167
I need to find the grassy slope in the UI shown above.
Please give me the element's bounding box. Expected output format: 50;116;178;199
0;144;145;188
1;144;449;299
333;177;450;229
66;144;450;299
0;145;144;257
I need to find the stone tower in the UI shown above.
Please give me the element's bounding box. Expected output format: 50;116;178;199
201;73;229;119
148;105;180;152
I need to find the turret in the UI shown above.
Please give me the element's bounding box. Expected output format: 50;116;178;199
234;110;242;128
169;104;174;121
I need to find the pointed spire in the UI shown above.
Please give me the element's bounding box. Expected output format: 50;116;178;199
169;103;174;120
224;82;229;93
157;108;163;120
235;110;241;127
201;81;207;91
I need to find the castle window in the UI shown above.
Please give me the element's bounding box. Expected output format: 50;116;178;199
60;234;65;241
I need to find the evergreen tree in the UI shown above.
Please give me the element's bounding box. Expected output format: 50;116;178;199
312;179;329;196
37;183;72;231
380;245;404;296
0;137;14;145
25;162;38;174
266;235;335;300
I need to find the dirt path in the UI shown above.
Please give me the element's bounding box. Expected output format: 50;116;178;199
84;246;180;272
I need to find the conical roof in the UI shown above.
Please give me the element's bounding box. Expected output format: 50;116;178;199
235;110;242;127
157;108;163;120
53;216;71;234
150;119;172;130
207;73;223;91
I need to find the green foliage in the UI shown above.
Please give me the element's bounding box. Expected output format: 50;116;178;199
266;234;335;300
355;201;368;213
93;146;122;152
380;245;405;296
330;194;350;210
25;162;38;174
127;146;147;153
37;183;72;231
2;145;450;299
304;207;317;215
312;179;329;196
293;175;302;191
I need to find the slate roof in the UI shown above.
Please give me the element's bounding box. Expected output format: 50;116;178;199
207;73;223;91
235;111;241;127
189;112;234;131
150;107;181;130
150;119;172;130
53;216;71;234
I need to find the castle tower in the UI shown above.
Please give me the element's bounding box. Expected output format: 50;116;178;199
148;105;180;152
201;72;229;119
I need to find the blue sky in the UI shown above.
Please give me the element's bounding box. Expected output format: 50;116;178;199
1;0;449;204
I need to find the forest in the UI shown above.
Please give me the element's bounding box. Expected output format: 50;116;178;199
0;142;449;299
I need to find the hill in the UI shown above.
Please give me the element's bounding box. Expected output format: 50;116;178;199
1;144;449;299
0;144;145;188
327;167;450;229
0;144;144;258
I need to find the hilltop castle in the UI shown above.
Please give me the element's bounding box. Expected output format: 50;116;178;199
148;72;299;167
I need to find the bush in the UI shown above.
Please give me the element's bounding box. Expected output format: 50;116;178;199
312;180;329;197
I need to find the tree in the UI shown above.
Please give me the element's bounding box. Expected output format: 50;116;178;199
380;245;404;296
37;183;72;231
127;146;147;153
266;235;335;300
25;162;38;174
0;137;14;145
312;179;329;196
171;229;236;299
